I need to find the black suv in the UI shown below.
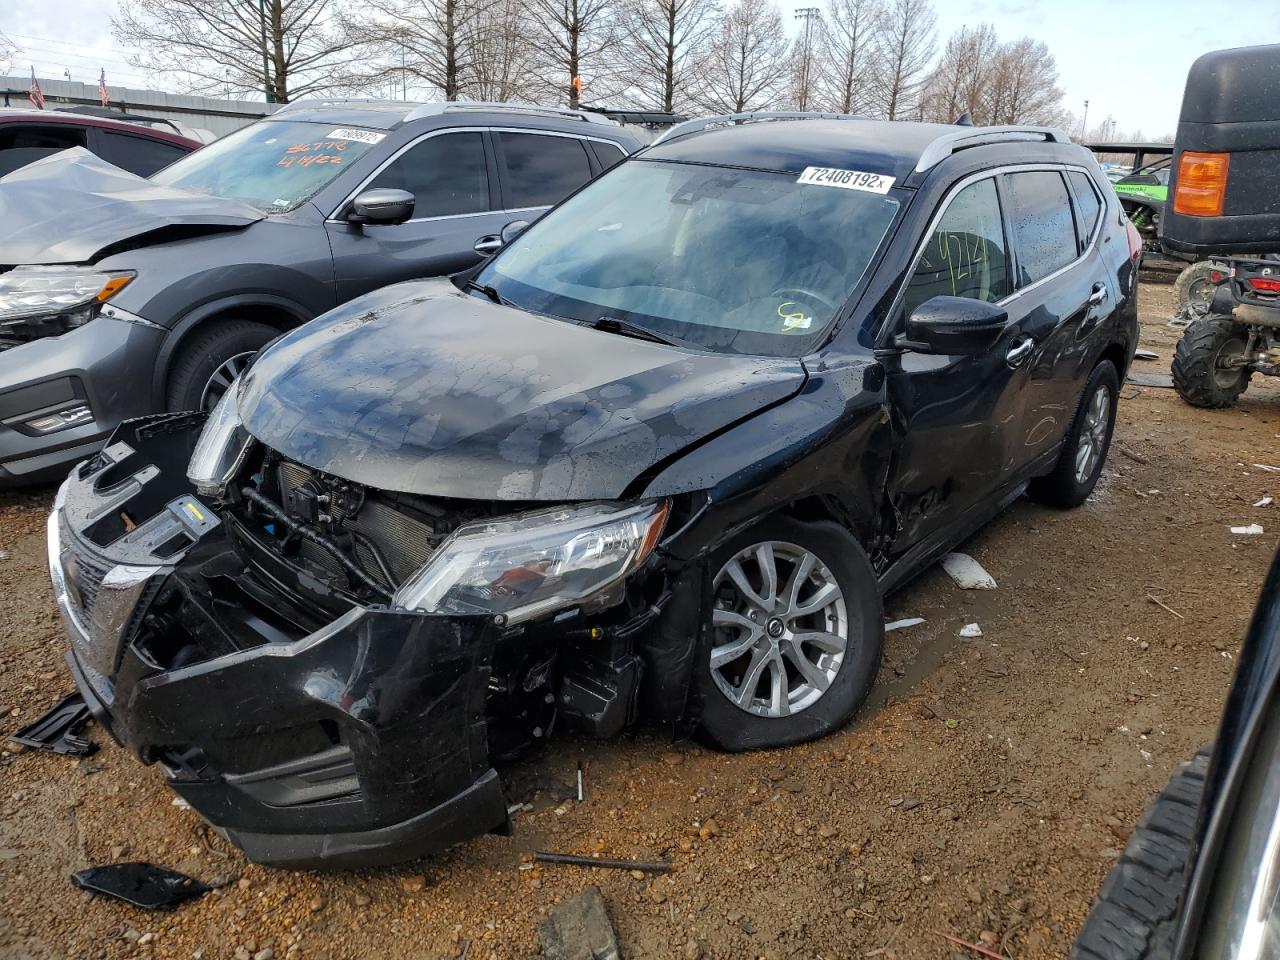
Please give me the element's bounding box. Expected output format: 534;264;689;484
0;100;641;484
49;112;1140;868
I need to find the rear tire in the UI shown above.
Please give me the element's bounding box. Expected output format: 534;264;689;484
1172;260;1222;312
165;320;278;413
694;516;883;752
1171;315;1252;409
1027;360;1118;509
1069;748;1209;960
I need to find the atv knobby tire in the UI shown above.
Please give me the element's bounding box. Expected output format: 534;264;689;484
1068;748;1209;960
1171;315;1252;408
1172;260;1221;312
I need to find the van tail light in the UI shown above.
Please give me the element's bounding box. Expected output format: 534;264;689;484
1248;276;1280;293
1124;219;1142;261
1173;151;1230;217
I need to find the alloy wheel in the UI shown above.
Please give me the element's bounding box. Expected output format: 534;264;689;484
709;540;848;718
199;351;256;412
1074;384;1112;484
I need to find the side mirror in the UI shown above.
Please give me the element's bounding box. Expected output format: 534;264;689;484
350;188;415;225
897;296;1008;355
500;219;530;245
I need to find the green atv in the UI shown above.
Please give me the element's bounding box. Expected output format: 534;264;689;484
1112;157;1226;312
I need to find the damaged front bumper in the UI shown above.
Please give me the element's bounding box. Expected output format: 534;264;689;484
48;418;514;868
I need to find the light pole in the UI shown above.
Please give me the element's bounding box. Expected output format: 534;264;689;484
794;7;820;111
1079;99;1089;139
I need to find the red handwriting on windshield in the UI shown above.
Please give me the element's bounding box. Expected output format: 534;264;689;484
277;140;348;168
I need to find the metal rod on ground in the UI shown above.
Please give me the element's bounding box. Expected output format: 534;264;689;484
577;761;584;802
534;852;672;873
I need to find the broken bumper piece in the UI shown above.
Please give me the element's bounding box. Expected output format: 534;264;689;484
49;419;512;868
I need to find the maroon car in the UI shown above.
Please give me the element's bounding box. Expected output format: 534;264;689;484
0;107;200;179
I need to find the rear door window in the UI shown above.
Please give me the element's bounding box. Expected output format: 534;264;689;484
902;177;1011;318
1004;170;1078;286
95;131;189;176
496;132;593;209
368;131;489;218
0;124;87;177
1067;170;1102;251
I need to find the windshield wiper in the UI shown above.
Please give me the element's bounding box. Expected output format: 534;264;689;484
465;279;507;305
590;316;683;347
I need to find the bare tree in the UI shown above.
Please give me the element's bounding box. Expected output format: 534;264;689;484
874;0;935;120
815;0;878;114
615;0;719;112
984;37;1066;127
786;6;821;111
468;0;543;101
112;0;352;103
0;30;16;75
340;0;488;101
528;0;619;108
692;0;789;114
917;23;998;123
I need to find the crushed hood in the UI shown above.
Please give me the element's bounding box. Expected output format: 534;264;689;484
0;148;263;265
239;279;807;501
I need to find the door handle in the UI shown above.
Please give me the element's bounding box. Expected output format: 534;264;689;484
473;236;502;254
1006;337;1035;366
1087;283;1109;306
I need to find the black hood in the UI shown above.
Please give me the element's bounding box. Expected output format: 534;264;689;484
0;148;262;265
239;279;807;501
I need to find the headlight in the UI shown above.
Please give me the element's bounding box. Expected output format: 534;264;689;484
186;378;252;497
394;500;670;624
0;267;135;326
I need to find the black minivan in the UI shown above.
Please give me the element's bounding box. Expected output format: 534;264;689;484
50;113;1140;867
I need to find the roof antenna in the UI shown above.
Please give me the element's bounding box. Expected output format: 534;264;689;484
954;112;974;126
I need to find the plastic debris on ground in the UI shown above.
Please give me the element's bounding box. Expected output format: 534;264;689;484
885;617;925;632
1256;497;1275;508
1231;524;1265;535
1133;348;1158;360
538;885;622;960
959;623;983;638
1254;464;1280;474
70;863;210;909
7;692;97;757
941;553;998;590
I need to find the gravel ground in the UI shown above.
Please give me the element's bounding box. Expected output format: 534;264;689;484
2;281;1279;960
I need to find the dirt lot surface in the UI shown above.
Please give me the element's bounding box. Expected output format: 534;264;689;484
2;281;1279;960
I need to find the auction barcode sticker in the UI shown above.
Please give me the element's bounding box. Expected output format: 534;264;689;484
796;167;896;194
327;127;386;144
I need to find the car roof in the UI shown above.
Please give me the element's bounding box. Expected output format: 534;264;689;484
0;107;200;147
267;99;634;139
641;116;1078;186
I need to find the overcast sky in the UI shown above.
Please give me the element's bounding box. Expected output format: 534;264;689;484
4;0;1279;136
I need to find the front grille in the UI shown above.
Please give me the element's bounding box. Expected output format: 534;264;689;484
59;513;112;622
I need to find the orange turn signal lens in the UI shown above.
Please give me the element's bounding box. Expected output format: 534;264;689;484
96;274;135;302
1173;151;1230;217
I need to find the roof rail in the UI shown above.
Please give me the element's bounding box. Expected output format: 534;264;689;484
273;97;403;115
652;110;865;144
914;126;1072;172
403;101;616;125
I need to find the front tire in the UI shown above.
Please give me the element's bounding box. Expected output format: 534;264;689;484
1027;360;1119;508
694;516;883;752
1171;315;1252;409
1069;749;1209;960
165;319;278;413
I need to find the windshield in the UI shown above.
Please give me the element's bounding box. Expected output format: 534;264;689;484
477;159;901;356
150;120;380;213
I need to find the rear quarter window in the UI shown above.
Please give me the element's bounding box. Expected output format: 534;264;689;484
1067;170;1103;250
1004;170;1078;286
